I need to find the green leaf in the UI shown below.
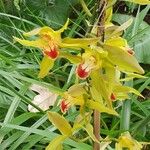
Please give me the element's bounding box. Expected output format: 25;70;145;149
26;0;78;29
47;111;72;135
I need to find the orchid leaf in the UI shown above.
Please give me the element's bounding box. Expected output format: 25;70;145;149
47;111;72;135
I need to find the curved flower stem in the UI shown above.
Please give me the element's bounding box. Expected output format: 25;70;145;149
94;110;100;150
93;0;107;150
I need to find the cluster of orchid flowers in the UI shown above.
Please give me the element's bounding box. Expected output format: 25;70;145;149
13;0;150;149
13;18;144;113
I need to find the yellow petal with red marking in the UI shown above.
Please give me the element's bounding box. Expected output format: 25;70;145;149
38;56;54;78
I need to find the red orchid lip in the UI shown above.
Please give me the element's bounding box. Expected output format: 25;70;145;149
60;99;70;114
76;64;90;79
110;93;116;101
44;48;59;59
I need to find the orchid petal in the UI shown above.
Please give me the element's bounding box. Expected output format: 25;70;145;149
28;92;57;112
39;26;55;36
23;28;42;36
67;84;86;97
62;37;99;47
13;36;47;48
124;0;150;5
38;56;54;78
23;26;54;36
47;111;72;135
104;45;144;74
120;72;147;81
90;71;112;108
84;123;99;143
113;85;144;98
105;6;113;23
57;18;69;33
105;37;128;47
28;84;58;112
110;18;133;37
59;52;82;64
86;100;118;116
46;135;67;150
116;132;143;150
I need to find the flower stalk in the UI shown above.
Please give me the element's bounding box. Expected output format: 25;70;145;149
93;0;107;150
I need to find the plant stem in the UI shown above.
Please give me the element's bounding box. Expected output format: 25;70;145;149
94;110;100;150
93;0;106;150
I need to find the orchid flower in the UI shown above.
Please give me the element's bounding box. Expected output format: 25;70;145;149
46;111;100;150
76;46;108;79
116;132;143;150
28;84;58;112
13;19;98;78
59;83;118;115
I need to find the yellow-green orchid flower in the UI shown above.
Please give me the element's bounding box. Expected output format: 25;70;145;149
116;132;143;150
59;83;118;116
76;47;108;79
13;19;99;78
60;84;86;113
103;37;144;74
46;111;100;150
